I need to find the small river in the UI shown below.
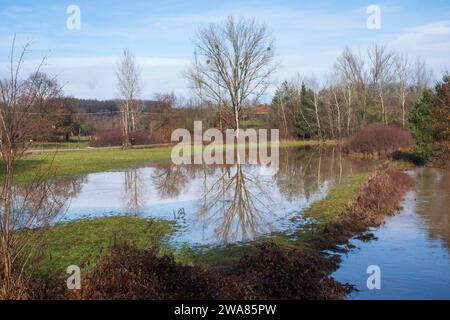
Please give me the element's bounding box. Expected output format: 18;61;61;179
333;168;450;299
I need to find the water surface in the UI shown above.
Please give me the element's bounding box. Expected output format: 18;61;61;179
59;147;372;246
333;168;450;299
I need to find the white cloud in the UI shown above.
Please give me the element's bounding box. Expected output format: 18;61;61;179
0;56;190;100
388;20;450;74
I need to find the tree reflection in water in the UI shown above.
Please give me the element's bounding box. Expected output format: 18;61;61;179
151;164;189;199
12;176;85;228
197;163;274;244
413;168;450;250
38;146;370;246
194;146;372;244
123;169;145;214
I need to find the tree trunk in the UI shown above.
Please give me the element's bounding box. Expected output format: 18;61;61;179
1;151;14;297
122;102;132;149
313;92;321;139
401;89;406;128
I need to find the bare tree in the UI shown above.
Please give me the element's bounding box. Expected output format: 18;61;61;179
368;44;395;124
306;77;322;138
271;43;432;138
335;47;367;134
0;38;64;298
412;57;433;94
117;49;142;148
187;16;278;133
394;54;411;127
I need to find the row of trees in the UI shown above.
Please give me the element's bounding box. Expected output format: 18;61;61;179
270;45;432;139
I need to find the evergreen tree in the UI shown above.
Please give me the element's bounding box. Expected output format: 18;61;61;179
409;89;436;161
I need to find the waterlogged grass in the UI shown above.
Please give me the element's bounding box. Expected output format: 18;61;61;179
4;139;332;184
187;171;372;265
30;216;176;276
303;173;371;224
28;164;372;273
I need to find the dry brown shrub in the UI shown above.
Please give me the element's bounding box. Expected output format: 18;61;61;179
343;124;414;156
217;242;349;300
321;166;415;248
80;243;217;300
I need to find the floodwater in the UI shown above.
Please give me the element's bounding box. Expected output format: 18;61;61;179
333;167;450;299
23;147;450;299
58;146;372;246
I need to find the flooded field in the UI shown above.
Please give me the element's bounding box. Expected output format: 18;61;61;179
59;146;372;246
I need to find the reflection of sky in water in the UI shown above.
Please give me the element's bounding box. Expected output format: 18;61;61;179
333;169;450;300
63;165;331;245
58;147;373;246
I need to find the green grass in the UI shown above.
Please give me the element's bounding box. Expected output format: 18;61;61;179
5;139;334;184
30;216;176;276
10;146;173;184
279;139;337;148
303;172;370;224
31;141;89;150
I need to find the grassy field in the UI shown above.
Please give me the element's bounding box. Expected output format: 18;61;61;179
6;139;334;184
31;216;176;276
303;172;370;224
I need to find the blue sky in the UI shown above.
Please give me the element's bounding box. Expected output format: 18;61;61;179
1;0;449;100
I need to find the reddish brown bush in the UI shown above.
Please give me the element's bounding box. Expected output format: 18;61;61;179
346;167;415;221
76;242;347;300
89;129;122;147
343;124;414;156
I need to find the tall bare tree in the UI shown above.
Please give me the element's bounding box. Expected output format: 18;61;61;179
335;47;367;134
394;54;411;127
187;16;278;133
304;77;322;138
117;49;142;148
368;44;395;124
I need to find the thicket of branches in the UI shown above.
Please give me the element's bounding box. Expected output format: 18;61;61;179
270;44;432;139
0;39;69;298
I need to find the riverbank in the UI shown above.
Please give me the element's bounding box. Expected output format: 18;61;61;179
3;139;334;184
24;162;415;299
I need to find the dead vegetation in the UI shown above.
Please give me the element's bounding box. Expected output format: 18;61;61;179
343;124;414;157
30;241;348;300
317;166;415;249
